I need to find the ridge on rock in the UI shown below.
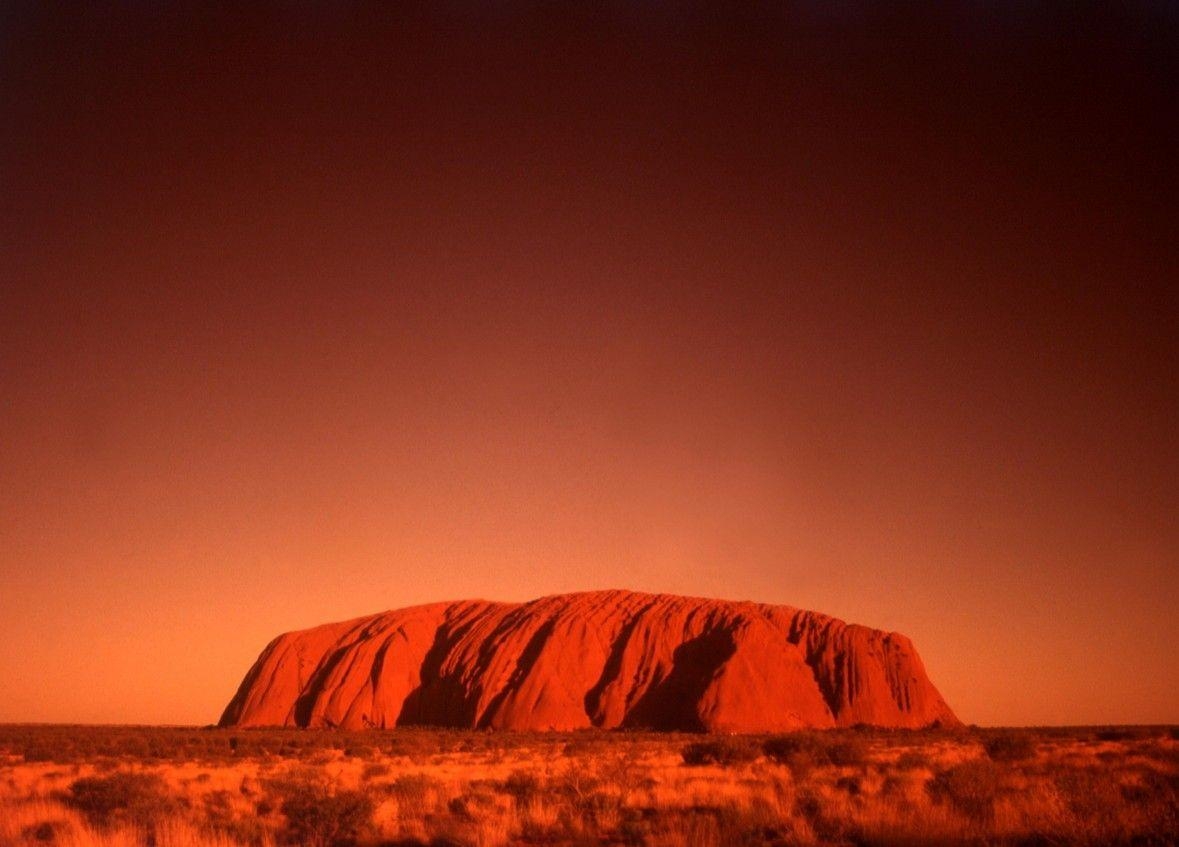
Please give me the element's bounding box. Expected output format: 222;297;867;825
219;590;959;732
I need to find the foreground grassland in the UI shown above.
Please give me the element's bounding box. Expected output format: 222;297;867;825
0;725;1175;846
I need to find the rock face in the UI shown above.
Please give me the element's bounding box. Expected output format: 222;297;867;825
220;590;959;732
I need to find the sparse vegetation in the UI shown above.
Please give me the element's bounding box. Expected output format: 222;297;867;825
62;771;176;829
680;737;760;766
928;758;1004;822
275;780;374;846
0;724;1176;846
981;730;1037;762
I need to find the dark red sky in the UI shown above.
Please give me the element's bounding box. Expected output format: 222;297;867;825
1;3;1176;725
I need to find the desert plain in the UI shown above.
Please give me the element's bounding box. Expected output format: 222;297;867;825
1;724;1176;847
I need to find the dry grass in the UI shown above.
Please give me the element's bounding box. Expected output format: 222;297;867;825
0;725;1175;846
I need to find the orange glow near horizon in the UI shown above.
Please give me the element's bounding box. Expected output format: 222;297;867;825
1;4;1176;727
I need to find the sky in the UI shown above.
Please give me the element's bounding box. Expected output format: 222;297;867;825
1;3;1176;727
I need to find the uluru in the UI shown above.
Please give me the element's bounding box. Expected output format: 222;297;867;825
220;590;958;732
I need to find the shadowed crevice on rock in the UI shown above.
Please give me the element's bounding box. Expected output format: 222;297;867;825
622;629;736;731
396;621;478;728
583;597;662;725
475;618;558;728
293;644;355;726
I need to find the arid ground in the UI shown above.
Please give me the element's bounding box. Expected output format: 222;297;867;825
0;726;1175;846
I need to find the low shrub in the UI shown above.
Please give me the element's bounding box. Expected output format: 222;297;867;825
762;734;821;764
278;782;374;846
793;787;848;842
763;733;829;779
63;771;176;829
21;821;66;842
681;738;760;766
501;769;541;803
384;773;438;820
826;736;870;766
835;775;862;795
982;731;1037;762
360;761;391;781
1095;727;1151;742
895;749;932;770
927;759;1003;822
762;732;868;771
